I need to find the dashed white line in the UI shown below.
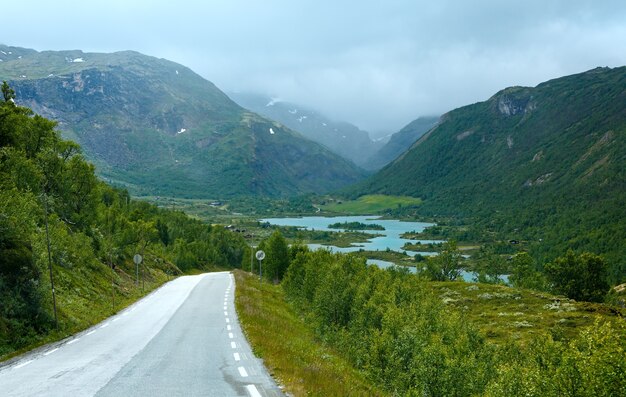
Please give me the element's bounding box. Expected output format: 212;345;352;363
238;366;248;377
15;360;33;369
246;384;262;397
228;332;234;339
227;325;232;331
234;352;241;361
231;341;237;349
225;318;230;323
122;312;129;316
100;323;109;329
86;330;96;336
224;311;228;316
67;338;80;345
43;348;59;356
112;317;120;322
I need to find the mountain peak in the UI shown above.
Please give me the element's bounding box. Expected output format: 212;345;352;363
0;46;365;198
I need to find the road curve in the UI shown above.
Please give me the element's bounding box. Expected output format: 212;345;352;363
0;272;283;397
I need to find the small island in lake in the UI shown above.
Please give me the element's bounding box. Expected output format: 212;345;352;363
328;221;386;231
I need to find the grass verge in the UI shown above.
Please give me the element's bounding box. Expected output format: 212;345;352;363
0;258;173;362
234;270;387;397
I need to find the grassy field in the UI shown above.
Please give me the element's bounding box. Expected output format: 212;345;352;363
234;270;387;397
320;194;422;214
428;281;625;345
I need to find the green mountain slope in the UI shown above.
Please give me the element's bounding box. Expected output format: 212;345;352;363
365;116;439;169
0;45;365;198
229;92;382;168
350;67;626;275
0;89;249;358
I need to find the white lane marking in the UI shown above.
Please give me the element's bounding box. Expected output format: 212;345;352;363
238;366;248;377
226;318;230;323
228;332;234;339
67;338;80;345
224;306;227;310
100;323;109;329
122;312;129;316
44;348;59;356
231;341;237;349
234;352;241;361
224;311;228;316
246;384;262;397
227;325;232;331
86;330;96;336
112;317;120;322
15;360;33;369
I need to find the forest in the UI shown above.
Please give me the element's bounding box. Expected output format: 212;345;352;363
0;82;247;357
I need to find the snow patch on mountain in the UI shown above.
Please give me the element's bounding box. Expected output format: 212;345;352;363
266;97;281;107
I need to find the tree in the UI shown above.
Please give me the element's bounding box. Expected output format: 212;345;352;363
264;230;290;282
509;252;547;290
423;240;462;281
544;250;609;302
1;81;15;103
475;246;508;284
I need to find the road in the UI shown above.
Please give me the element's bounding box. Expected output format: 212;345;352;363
0;272;283;397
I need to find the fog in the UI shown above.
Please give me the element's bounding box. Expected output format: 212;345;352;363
3;0;626;134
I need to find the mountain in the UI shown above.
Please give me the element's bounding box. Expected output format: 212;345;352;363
0;45;365;198
228;92;383;168
365;116;439;169
350;67;626;273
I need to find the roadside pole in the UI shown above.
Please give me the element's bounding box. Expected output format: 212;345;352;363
133;254;143;287
255;250;265;283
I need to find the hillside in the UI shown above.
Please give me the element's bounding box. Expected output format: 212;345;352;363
0;45;365;198
365;116;439;169
229;92;382;168
0;90;248;358
350;67;626;278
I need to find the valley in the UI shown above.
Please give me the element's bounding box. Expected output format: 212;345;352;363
1;43;625;397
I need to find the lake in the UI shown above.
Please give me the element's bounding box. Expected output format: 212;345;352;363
260;215;443;256
261;216;508;284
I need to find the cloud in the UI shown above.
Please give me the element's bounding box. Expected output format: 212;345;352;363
3;0;626;133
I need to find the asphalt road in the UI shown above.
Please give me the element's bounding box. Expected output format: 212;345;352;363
0;272;283;397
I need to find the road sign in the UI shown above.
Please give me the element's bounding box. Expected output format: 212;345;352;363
133;254;143;264
255;250;265;261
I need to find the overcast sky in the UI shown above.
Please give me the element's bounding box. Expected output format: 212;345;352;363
3;0;626;134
